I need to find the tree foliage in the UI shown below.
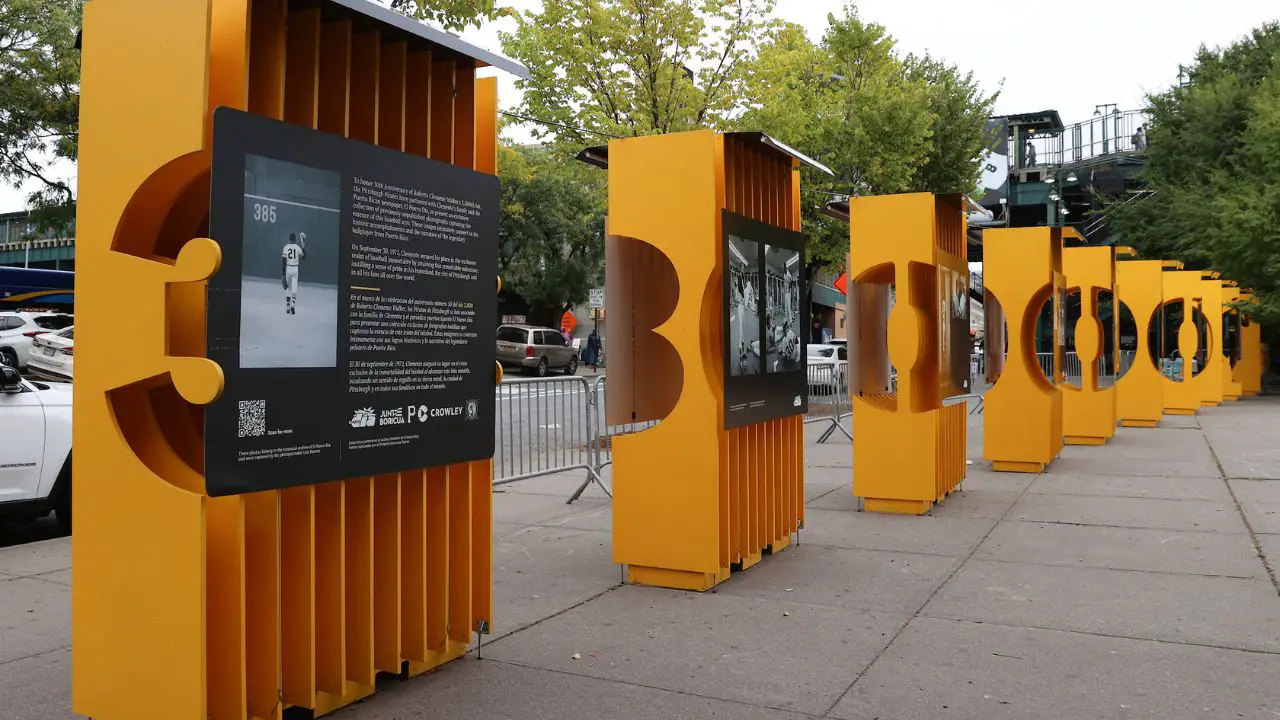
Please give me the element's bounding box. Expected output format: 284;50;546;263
389;0;510;31
501;0;777;144
0;0;80;233
498;144;607;323
1107;23;1280;337
738;5;997;269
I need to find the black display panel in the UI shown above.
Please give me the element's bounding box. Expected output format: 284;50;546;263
722;210;807;429
205;108;498;496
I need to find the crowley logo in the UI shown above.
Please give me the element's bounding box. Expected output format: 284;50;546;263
465;399;479;421
350;407;376;428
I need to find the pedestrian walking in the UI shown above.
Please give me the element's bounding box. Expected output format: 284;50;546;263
586;329;602;370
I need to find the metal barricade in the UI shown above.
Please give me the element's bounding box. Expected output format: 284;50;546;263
804;361;853;443
493;376;610;500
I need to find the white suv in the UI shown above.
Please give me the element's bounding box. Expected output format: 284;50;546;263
0;311;74;369
0;362;73;532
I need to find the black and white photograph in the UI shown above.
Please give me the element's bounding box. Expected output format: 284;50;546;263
763;244;802;373
238;154;340;369
721;210;808;429
728;234;762;376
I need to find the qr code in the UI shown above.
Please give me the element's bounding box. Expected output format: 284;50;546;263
238;400;266;438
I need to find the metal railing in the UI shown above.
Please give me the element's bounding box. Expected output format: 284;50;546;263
1024;109;1149;168
493;375;659;503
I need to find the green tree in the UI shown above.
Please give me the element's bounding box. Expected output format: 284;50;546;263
498;144;607;324
500;0;777;144
388;0;510;31
0;0;81;233
739;5;996;269
1107;23;1280;341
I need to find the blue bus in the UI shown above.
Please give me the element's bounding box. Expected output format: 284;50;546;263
0;267;75;309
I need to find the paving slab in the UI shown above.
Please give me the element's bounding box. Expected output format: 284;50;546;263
0;648;72;720
800;508;996;557
1060;431;1211;460
975;521;1265;578
345;655;809;720
491;490;610;527
1228;480;1280;535
924;559;1280;653
715;544;957;613
29;569;71;586
0;536;71;577
831;616;1280;720
927;489;1022;520
805;441;852;468
1258;534;1280;567
959;467;1037;493
1047;454;1221;479
483;585;903;716
1157;413;1202;429
804;482;845;503
0;577;71;664
1205;432;1280;479
1029;472;1231;501
1007;493;1249;534
490;525;620;638
492;470;612;500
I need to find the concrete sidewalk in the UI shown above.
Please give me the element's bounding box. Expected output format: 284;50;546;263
3;397;1280;719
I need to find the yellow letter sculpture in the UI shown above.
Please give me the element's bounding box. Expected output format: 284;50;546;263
1062;246;1118;445
1161;270;1210;415
606;132;809;590
983;227;1065;473
1115;259;1165;427
846;193;968;514
75;2;509;717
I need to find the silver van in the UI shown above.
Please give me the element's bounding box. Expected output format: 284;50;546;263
496;325;578;377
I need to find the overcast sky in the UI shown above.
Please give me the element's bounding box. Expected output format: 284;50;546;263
3;0;1276;214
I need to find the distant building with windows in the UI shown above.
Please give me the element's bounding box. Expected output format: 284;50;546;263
0;210;76;271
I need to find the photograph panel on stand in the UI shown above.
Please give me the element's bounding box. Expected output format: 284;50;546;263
727;234;762;377
721;209;808;430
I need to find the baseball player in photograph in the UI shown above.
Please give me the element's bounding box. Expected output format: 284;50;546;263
281;231;306;314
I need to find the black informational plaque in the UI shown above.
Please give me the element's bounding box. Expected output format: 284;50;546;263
205;108;498;496
722;210;808;429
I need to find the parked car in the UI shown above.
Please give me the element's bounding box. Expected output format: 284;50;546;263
807;343;847;394
0;361;72;532
496;325;578;377
0;311;73;369
27;326;74;382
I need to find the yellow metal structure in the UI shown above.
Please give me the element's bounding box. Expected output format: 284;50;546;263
1198;278;1225;407
983;228;1064;473
606;132;804;591
1062;246;1118;444
845;193;967;514
1114;259;1165;427
1221;285;1245;401
1161;271;1209;415
74;2;502;718
1237;292;1264;396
